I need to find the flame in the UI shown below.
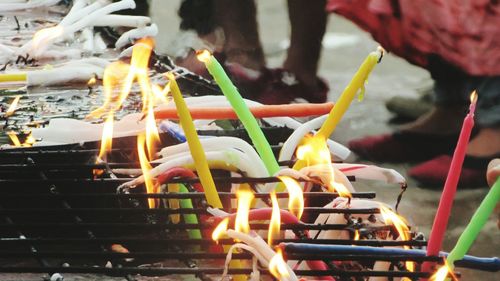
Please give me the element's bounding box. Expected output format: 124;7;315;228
278;176;304;220
5;95;21;117
145;99;160;159
196;50;211;63
7;131;21;147
470;90;478;104
235;188;254;234
87;76;97;87
97;112;114;161
430;261;458;281
212;217;229;241
87;61;131;119
269;248;290;280
354;230;360;241
90;38;160;161
379;205;414;272
137;133;157;208
152;82;171;105
296;134;351;197
268;191;281;245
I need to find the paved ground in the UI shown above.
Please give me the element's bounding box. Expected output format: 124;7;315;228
151;1;499;280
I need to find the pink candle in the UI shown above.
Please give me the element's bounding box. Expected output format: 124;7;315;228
423;91;477;273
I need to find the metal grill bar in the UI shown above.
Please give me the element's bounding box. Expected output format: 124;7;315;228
0;237;427;247
0;266;435;278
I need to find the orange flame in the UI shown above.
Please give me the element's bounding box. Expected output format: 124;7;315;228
7;131;21;147
137;133;157;208
235;188;254;234
269;248;290;280
296;134;351;197
196;49;211;63
278;176;304;220
5;95;21;117
268;191;281;245
97;112;114;161
212;217;229;241
379;205;414;272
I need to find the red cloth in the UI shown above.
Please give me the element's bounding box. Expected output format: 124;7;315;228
327;0;500;76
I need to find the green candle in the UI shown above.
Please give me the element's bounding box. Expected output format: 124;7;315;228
197;50;279;175
446;178;500;269
178;183;202;239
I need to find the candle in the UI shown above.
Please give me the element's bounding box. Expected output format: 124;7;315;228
196;50;280;175
0;73;27;83
423;91;478;272
446;177;500;270
153;102;334;120
167;73;223;209
316;48;383;139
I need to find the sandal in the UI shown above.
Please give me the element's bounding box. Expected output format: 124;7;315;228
408;154;500;188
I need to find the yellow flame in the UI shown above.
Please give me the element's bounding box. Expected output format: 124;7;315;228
235;188;254;234
87;76;97;87
354;230;360;241
430;261;458;281
137;133;156;208
97;112;114;161
379;205;414;272
269;248;290;280
32;26;64;49
470;90;478;104
152;82;171;104
145;99;160;160
430;265;449;281
278;176;304;220
196;49;211;63
268;191;281;246
5;95;20;117
212;217;229;241
296;134;351;198
7;131;21;147
87;61;130;119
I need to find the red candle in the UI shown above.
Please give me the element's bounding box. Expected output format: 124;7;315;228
423;91;477;273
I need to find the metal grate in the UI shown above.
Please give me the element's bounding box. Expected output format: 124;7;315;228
0;139;450;281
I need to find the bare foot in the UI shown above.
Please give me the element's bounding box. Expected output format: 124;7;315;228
467;128;500;157
399;106;465;135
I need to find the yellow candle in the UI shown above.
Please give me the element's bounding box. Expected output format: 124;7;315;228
0;73;27;83
316;48;383;139
167;73;223;209
168;81;248;281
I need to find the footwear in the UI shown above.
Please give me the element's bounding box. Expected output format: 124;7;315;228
385;88;433;120
408;154;500;188
385;96;432;120
251;68;328;104
348;131;459;163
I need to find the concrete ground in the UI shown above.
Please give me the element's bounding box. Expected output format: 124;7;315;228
151;0;499;280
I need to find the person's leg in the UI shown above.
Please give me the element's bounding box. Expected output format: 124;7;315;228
213;0;265;71
284;0;327;89
399;56;470;135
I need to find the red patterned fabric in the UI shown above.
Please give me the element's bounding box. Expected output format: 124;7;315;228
327;0;500;75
